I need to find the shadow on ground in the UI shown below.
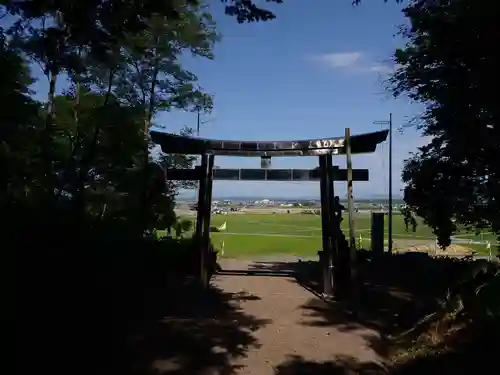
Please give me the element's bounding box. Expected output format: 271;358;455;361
122;285;270;375
16;242;270;375
271;331;498;375
273;335;498;375
274;355;385;375
243;252;480;358
251;253;500;375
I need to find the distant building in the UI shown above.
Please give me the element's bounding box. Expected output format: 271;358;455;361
254;199;273;205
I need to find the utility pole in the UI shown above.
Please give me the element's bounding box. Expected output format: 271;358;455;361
388;113;393;254
196;109;201;137
374;113;393;253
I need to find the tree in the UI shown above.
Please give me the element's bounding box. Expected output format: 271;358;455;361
3;0;280;32
1;0;218;238
389;0;498;246
0;32;44;206
118;10;216;130
111;4;217;231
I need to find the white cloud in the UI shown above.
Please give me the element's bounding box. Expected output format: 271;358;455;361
368;63;395;74
315;52;363;68
310;52;395;75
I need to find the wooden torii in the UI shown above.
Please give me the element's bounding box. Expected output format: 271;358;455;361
151;129;388;298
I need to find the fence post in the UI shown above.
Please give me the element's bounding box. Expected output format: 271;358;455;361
371;212;385;258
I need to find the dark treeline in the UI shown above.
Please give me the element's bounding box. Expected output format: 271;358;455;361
1;2;219;375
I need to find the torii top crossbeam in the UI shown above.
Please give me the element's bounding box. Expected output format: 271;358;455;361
150;129;389;157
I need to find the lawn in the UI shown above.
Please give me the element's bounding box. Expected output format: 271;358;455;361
197;212;495;258
156;212;496;258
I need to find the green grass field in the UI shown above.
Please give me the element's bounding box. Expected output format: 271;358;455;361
172;212;494;258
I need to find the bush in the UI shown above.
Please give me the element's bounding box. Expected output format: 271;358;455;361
392;257;500;362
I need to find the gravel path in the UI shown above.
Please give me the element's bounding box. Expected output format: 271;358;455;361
211;259;383;375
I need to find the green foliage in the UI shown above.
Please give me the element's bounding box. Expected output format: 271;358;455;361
448;260;500;322
0;37;44;204
392;258;500;365
389;0;498;247
0;1;217;241
115;8;217;114
222;0;283;22
4;11;220;369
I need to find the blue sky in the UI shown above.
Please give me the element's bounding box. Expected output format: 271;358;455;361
17;0;429;199
161;0;428;199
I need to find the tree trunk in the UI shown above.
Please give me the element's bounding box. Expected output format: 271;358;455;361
138;42;160;234
73;69;115;222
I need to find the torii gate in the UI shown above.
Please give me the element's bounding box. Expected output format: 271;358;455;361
151;129;388;298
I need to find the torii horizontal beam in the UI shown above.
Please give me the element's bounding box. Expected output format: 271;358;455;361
165;167;369;181
151;129;388;156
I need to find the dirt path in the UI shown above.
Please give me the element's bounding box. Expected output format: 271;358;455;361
212;259;383;375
